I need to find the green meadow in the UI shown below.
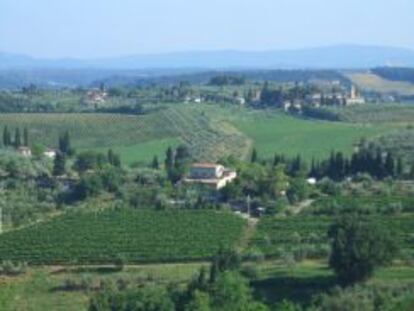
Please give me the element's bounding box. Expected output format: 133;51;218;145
233;112;388;160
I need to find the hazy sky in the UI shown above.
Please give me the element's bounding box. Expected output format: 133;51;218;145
1;0;414;58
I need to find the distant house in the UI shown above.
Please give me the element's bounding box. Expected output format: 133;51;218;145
43;148;57;159
345;85;365;106
83;89;107;106
235;96;246;105
17;146;31;158
184;163;237;190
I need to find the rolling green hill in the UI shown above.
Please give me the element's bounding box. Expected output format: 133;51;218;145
0;104;393;164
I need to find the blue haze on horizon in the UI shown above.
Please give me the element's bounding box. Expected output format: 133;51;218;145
1;0;413;59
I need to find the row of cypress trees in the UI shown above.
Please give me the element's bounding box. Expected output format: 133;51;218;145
2;126;29;148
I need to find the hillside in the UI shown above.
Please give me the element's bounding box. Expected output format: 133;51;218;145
346;72;414;95
2;45;414;70
0;105;391;165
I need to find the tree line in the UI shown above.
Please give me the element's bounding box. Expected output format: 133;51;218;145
2;126;29;148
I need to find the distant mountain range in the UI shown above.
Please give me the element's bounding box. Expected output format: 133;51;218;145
2;45;414;70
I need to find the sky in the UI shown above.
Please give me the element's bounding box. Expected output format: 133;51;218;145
1;0;414;59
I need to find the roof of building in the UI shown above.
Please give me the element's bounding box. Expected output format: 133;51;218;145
191;163;221;169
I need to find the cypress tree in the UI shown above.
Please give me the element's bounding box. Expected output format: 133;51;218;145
151;156;159;169
107;149;114;165
14;128;21;148
53;152;66;176
396;157;404;177
3;126;9;147
384;153;395;178
23;127;29;146
59;131;73;156
112;154;121;167
165;146;174;171
273;154;281;167
251;148;258;163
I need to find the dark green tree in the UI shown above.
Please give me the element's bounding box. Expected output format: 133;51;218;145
165;147;174;171
184;290;211;311
3;126;11;147
107;149;115;165
59;131;74;156
251;148;258;163
328;215;397;286
152;156;160;169
75;174;104;199
53;152;66;176
384;152;395;177
23;127;29;146
14;128;21;147
396;157;404;177
286;177;309;204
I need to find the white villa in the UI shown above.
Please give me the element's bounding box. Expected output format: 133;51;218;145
184;163;237;190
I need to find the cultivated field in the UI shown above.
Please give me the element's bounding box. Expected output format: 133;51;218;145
0;209;246;264
250;215;414;258
0;103;396;164
346;72;414;95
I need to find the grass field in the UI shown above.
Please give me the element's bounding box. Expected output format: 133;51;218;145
0;209;246;264
1;261;413;311
230;111;388;160
0;263;206;311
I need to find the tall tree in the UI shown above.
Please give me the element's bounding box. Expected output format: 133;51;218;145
396;157;404;177
59;131;74;156
165;147;174;171
152;156;160;170
384;152;395;177
23;127;29;146
107;149;114;165
14;128;21;147
251;148;258;163
328;215;397;286
53;152;66;176
3;126;11;147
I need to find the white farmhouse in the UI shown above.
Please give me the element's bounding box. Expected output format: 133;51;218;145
184;163;237;190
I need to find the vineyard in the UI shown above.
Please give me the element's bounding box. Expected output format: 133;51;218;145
250;215;414;258
0;209;246;264
159;105;252;161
